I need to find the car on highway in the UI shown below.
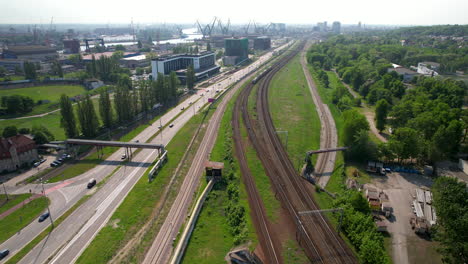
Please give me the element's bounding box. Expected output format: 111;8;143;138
169;124;174;128
0;249;9;260
181;107;185;110
158;125;162;129
87;178;97;189
38;212;50;222
135;140;139;143
121;154;127;160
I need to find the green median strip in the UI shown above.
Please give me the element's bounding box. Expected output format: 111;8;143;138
0;196;49;245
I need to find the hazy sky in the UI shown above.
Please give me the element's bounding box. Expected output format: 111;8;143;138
1;0;467;25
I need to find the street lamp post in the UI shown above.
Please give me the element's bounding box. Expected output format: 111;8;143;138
2;182;8;200
41;179;54;228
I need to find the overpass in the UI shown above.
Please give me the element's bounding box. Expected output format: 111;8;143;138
50;139;165;159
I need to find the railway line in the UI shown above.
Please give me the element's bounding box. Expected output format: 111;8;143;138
233;41;358;263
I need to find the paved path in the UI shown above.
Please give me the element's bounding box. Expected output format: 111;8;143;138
300;43;338;187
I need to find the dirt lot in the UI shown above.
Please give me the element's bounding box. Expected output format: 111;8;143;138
367;171;442;264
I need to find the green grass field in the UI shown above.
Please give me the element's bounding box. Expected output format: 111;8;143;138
0;96;103;140
0;85;87;116
269;55;321;171
0;195;49;244
0;193;32;215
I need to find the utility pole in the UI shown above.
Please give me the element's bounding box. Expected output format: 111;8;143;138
41;179;54;228
2;182;9;200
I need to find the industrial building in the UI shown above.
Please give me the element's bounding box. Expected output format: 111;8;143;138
151;51;220;83
0;135;38;172
223;38;249;66
253;37;271;50
1;45;58;61
63;39;80;53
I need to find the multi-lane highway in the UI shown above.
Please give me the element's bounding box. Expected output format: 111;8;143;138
0;42;288;264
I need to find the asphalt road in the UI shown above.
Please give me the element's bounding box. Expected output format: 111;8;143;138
143;43;290;264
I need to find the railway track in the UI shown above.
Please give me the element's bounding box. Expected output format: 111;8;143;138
233;41;358;263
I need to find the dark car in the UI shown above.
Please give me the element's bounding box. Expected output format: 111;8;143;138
169;124;174;128
38;212;50;222
50;161;59;167
0;249;9;260
87;178;97;189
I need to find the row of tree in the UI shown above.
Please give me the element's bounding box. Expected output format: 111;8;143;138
59;71;181;139
1;95;34;114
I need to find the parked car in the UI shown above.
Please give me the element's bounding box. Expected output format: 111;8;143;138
0;249;9;260
40;158;47;163
33;162;40;167
87;178;97;189
38;212;50;222
50;161;60;167
169;124;174;128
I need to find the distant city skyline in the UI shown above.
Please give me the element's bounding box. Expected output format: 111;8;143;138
1;0;467;25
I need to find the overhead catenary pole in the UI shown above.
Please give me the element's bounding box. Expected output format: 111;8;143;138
41;179;54;228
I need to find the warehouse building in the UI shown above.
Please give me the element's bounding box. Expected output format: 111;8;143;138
223;38;249;66
1;45;58;61
151;51;220;83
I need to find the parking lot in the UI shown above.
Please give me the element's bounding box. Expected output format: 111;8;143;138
368;171;442;264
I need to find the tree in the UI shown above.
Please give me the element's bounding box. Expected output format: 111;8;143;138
193;45;199;54
388;127;421;162
115;44;126;51
18;128;30;134
14;65;23;76
31;125;54;142
77;95;99;138
0;66;6;77
33;131;49;144
343;109;370;146
186;64;195;90
207;42;211;51
432;177;468;264
347;130;378;162
24;61;37;80
137;40;143;49
2;126;18;138
59;94;78;138
3;95;34;114
169;71;179;99
99;87;113;128
117;74;132;90
135;67;144;75
52;60;63;77
375;99;389;132
111;51;124;60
